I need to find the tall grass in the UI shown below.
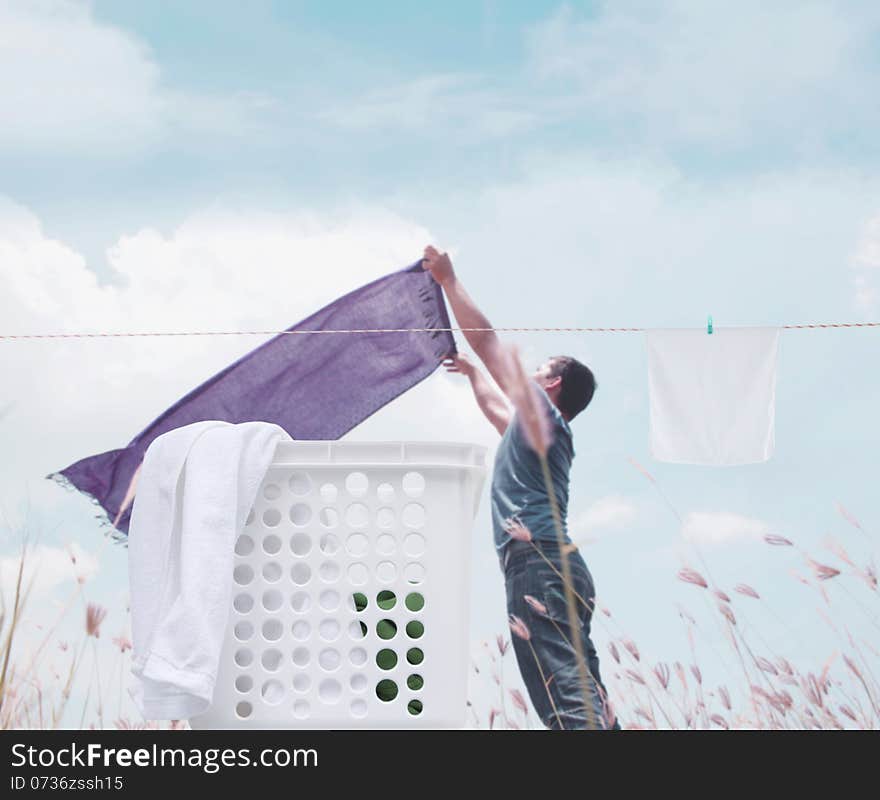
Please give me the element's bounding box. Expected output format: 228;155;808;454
0;527;183;730
2;497;875;730
470;465;879;730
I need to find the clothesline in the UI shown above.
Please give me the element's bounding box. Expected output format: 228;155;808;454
1;321;879;341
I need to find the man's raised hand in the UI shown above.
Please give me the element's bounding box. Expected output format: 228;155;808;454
422;245;455;287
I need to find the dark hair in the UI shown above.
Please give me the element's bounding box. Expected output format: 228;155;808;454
547;356;596;421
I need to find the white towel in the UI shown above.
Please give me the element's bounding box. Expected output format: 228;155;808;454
647;327;781;465
127;420;291;720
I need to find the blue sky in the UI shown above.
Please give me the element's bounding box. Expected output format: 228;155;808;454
1;0;879;728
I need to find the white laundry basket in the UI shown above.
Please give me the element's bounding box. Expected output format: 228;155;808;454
190;440;487;729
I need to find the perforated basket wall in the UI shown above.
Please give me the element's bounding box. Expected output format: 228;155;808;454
190;441;487;729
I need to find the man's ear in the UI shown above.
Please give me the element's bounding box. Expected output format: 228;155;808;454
546;375;562;392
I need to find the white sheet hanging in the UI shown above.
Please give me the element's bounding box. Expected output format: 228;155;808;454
646;327;781;465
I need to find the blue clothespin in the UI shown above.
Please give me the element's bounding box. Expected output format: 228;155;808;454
707;315;713;335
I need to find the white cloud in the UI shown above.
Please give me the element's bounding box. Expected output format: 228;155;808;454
316;73;539;142
853;276;878;313
0;195;442;527
310;2;880;157
524;1;880;152
681;510;771;546
0;542;99;609
0;0;268;154
572;495;637;538
854;214;880;271
852;213;880;313
442;154;876;331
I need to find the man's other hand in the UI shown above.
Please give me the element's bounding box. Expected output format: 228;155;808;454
442;353;475;377
422;245;455;286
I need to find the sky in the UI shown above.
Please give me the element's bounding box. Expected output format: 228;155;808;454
1;0;879;728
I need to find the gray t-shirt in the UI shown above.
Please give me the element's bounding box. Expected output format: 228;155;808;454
491;381;574;552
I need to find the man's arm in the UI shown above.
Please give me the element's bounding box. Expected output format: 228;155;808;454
423;246;512;397
443;354;511;436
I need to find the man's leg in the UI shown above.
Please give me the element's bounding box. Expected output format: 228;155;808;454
578;585;620;730
504;543;610;730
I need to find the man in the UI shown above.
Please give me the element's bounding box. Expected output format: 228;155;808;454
422;244;618;731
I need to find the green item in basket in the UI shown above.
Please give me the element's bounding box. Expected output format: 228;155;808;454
377;619;397;639
376;679;398;702
405;592;424;612
377;590;396;610
377;648;397;670
349;591;424;704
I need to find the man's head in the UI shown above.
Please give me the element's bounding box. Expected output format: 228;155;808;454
532;356;596;422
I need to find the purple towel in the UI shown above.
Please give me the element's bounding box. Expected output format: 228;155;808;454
46;259;455;539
